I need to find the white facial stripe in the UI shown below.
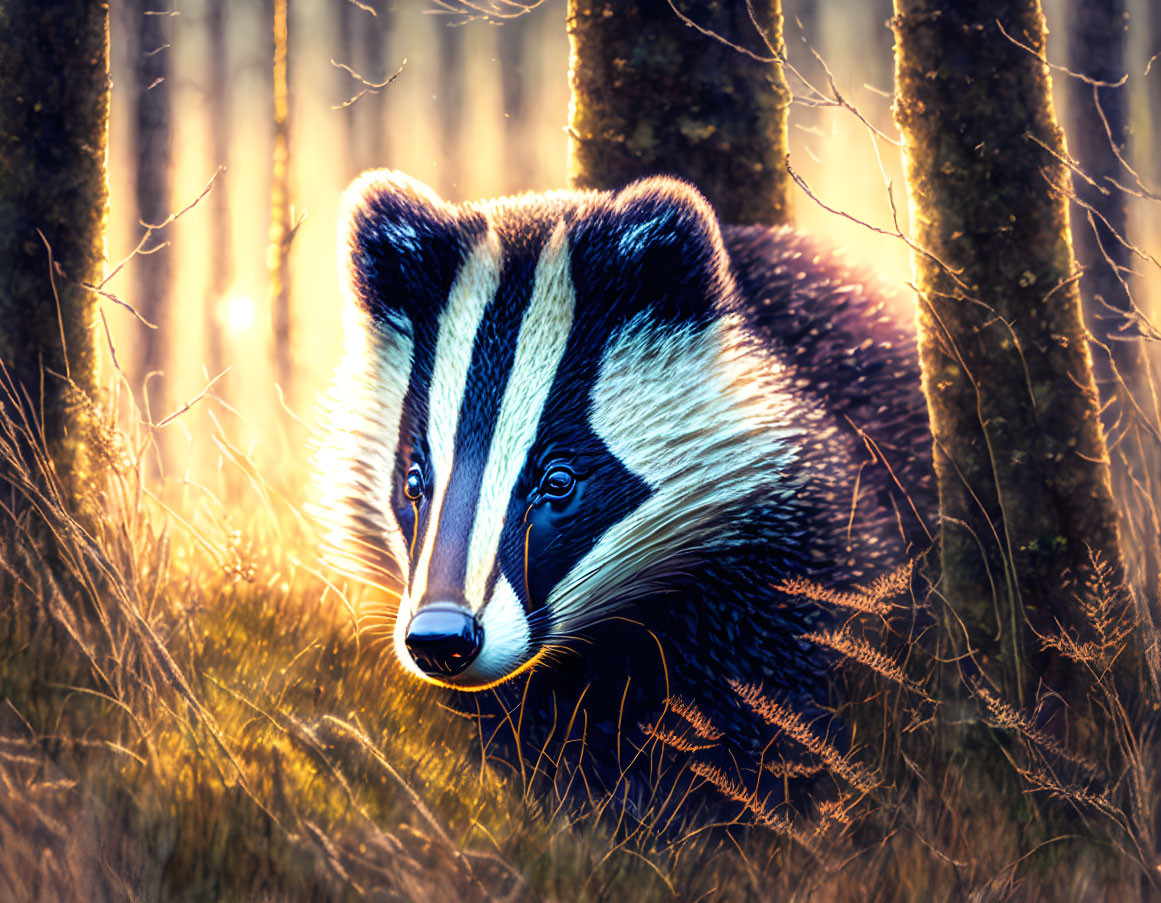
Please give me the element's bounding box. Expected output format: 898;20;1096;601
406;228;503;616
313;288;414;585
464;224;576;612
468;574;532;681
547;315;804;632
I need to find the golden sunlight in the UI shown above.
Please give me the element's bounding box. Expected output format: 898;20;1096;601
224;293;257;333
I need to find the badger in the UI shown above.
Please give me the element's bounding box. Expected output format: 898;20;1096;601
316;169;934;827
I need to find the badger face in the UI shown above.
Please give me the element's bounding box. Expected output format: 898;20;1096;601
317;171;808;690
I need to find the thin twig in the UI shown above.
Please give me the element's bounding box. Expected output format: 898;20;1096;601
154;368;230;428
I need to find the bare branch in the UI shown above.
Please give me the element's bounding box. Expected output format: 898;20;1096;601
331;58;405;109
154;368;230;428
996;18;1128;88
427;0;544;25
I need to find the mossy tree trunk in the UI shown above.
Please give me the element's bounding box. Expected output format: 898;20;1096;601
0;0;109;496
567;0;792;226
893;0;1128;705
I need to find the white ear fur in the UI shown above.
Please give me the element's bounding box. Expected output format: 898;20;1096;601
339;169;445;238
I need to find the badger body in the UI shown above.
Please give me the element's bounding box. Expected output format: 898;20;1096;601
318;171;934;826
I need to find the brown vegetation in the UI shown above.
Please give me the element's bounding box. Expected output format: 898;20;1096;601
4;393;1158;899
3;2;1161;900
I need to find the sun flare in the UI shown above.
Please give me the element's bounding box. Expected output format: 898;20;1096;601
223;294;256;333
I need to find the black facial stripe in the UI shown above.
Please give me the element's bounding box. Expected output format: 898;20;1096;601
487;205;702;624
496;307;651;630
482;555;505;613
383;215;487;586
420;252;538;604
486;193;726;621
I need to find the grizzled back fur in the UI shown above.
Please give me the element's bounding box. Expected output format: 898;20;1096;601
315;170;934;828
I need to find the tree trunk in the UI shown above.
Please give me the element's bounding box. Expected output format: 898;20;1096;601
0;0;109;494
337;0;390;177
268;0;293;401
336;0;358;180
1065;0;1137;397
781;0;818;84
128;0;172;406
780;0;820;133
567;0;792;226
1150;2;1161;185
893;0;1128;704
358;0;389;173
868;0;894;99
436;20;465;200
1064;0;1160;632
499;16;533;195
206;0;231;382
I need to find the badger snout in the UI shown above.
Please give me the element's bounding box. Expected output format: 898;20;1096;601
404;604;483;677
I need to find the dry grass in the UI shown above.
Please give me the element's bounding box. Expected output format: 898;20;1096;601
2;366;1161;902
0;377;637;901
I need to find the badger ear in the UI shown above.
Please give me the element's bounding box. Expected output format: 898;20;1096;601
567;176;734;324
339;170;483;330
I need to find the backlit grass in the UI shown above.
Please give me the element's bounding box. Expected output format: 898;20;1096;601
2;370;1161;902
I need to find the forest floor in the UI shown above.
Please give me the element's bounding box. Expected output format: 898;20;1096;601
0;379;1158;902
0;384;792;902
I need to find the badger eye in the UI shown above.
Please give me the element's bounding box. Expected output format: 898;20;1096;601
540;466;575;500
404;463;425;501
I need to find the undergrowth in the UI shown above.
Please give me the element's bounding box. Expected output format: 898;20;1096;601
2;365;1160;903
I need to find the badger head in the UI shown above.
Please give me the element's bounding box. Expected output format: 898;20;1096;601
316;171;810;690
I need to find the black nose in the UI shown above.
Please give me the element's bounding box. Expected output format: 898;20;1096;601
405;605;482;677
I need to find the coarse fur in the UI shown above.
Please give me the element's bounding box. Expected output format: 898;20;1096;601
315;170;935;829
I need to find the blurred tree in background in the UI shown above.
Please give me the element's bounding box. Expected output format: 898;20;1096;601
499;14;533;196
205;0;232;381
127;0;173;415
1151;1;1161;185
1064;0;1161;633
1066;0;1138;401
437;16;466;199
336;0;392;180
269;0;295;403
